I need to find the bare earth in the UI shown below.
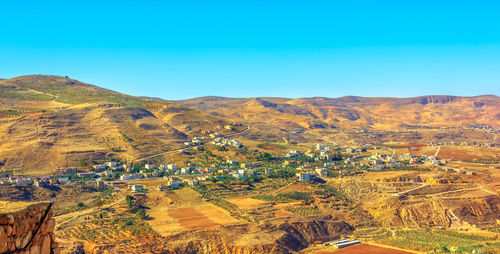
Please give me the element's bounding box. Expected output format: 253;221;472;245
146;188;238;236
225;195;268;209
303;243;418;254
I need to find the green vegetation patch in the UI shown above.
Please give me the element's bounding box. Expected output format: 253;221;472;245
112;216;157;236
376;229;500;253
0;91;55;101
314;185;346;199
257;142;288;150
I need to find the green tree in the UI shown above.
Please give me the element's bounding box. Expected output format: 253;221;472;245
135;208;146;219
79;159;87;167
125;195;134;210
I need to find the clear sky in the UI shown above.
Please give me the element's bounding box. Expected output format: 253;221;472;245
1;1;499;99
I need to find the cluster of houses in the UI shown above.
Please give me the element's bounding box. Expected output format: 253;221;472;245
129;175;207;194
436;167;477;176
211;137;242;148
283;143;453;171
313;143;369;153
184;136;207;147
182;130;244;149
467;125;498;132
285;149;331;161
0;174;72;187
368;153;400;169
427;141;496;147
2;136;487;190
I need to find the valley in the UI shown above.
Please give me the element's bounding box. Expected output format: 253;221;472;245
0;75;499;253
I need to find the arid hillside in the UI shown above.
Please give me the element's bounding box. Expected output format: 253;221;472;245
1;75;498;173
0;75;237;173
179;95;500;131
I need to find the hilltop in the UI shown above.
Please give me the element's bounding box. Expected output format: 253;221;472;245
0;75;237;173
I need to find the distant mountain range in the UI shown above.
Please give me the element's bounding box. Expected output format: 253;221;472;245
0;75;498;173
179;94;499;135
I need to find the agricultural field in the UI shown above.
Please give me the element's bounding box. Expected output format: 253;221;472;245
286;206;323;216
225;195;269;209
335;243;417;254
198;177;294;197
146;188;238;235
302;243;417;254
376;229;500;253
251;194;292;202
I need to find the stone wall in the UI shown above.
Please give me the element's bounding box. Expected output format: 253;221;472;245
0;201;58;254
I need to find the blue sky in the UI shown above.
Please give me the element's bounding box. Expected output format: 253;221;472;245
1;1;499;99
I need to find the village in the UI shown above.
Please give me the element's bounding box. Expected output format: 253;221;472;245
0;134;483;193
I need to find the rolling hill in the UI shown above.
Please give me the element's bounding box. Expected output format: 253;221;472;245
179;95;500;132
0;75;498;173
0;75;236;173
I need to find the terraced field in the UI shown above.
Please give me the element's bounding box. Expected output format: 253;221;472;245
146;188;238;235
376;229;500;253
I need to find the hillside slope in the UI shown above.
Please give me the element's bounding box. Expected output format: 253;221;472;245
1;75;498;173
0;75;236;173
179;95;500;131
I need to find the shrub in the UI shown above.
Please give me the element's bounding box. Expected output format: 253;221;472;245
135;208;146;219
278;191;311;200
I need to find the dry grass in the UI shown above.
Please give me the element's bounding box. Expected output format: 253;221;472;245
0;200;40;213
225;195;268;209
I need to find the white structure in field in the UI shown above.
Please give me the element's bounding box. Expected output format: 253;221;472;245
296;172;314;181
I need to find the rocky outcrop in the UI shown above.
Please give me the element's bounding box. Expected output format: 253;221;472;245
0;201;58;254
161;218;352;254
395;201;452;227
453;197;500;225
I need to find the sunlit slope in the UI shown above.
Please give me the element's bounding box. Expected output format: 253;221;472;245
0;75;234;173
180;95;500;131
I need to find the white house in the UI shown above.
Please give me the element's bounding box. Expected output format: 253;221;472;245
296;172;314;181
120;175;131;181
315;168;328;178
167;164;178;170
232;173;245;179
131;184;144;192
315;144;325;150
180;168;191;174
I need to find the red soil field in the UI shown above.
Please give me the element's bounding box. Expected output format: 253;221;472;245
168;207;219;229
332;243;414;254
